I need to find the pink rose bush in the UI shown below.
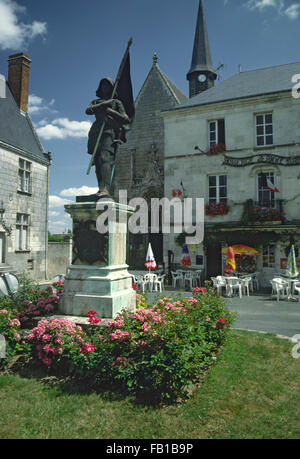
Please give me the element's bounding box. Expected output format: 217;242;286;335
0;309;25;368
27;318;85;367
46;285;235;403
0;275;61;325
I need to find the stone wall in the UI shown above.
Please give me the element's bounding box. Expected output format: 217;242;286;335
47;239;72;280
0;145;49;279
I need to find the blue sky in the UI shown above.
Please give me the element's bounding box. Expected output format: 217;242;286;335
0;0;300;233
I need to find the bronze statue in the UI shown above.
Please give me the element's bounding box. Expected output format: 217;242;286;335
86;78;130;196
85;38;134;197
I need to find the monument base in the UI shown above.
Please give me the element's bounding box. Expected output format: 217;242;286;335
59;199;136;319
59;264;136;318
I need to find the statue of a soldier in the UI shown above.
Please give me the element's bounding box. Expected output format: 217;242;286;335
86;78;130;196
85;39;134;197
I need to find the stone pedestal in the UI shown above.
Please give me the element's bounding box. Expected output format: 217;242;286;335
59;198;136;318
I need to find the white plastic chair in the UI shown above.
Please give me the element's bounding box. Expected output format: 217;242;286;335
171;271;183;289
294;282;300;303
252;272;260;291
144;273;158;292
184;272;197;290
226;278;242;298
240;277;251;296
211;277;226;296
194;270;202;285
270;279;290;301
154;274;166;292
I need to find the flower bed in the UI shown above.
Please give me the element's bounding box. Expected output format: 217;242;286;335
24;285;234;404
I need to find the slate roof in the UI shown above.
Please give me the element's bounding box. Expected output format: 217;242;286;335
135;58;188;107
156;65;188;105
172;61;300;110
0;81;49;164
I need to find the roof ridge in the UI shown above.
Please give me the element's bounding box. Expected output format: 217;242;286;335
156;64;187;104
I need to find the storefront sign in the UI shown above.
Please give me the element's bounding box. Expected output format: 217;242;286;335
223;153;300;168
280;258;300;269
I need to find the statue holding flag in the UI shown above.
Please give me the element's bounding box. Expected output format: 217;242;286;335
86;38;135;197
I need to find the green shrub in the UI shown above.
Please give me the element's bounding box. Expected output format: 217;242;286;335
0;309;29;369
30;287;235;404
0;273;60;325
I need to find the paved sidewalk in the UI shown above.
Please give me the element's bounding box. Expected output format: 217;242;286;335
145;289;300;338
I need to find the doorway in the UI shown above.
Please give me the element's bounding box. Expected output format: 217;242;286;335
206;242;222;279
0;233;5;264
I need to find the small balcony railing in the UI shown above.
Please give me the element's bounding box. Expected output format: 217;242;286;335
242;199;285;224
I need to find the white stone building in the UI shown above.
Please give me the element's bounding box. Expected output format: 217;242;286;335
162;62;300;287
0;53;51;279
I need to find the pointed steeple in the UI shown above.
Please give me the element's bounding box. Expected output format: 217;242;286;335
187;0;217;98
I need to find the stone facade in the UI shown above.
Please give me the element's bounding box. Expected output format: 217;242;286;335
162;76;300;287
0;144;50;279
0;52;51;280
114;55;187;268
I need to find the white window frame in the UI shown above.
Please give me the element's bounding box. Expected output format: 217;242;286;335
18;158;32;193
208;175;227;204
16;213;30;251
257;171;275;205
209;119;225;148
262;244;276;268
209;120;218;147
255;113;273;147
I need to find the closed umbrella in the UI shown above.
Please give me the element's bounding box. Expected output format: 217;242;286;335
144;243;157;272
225;246;236;274
287;244;298;278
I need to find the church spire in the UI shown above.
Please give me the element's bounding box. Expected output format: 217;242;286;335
187;0;217;98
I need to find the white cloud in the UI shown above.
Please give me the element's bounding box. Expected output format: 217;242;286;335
60;186;98;197
246;0;284;11
0;0;47;50
285;3;300;19
28;93;58;116
48;210;60;217
245;0;300;19
36;118;91;140
49;195;73;209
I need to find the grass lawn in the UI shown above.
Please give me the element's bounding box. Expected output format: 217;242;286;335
0;329;299;439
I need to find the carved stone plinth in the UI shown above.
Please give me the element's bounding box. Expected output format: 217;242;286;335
59;199;136;318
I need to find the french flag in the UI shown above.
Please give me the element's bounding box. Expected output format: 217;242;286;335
267;178;279;193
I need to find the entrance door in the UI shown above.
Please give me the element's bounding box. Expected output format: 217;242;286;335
206;243;222;279
0;233;5;263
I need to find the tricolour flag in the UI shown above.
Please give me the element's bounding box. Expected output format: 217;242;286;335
267;178;279;193
181;244;191;266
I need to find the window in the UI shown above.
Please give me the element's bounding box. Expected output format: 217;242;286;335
262;244;275;268
16;213;30;251
256;114;273;147
257;171;275;206
209;119;225;147
18;159;32;193
209;175;227;203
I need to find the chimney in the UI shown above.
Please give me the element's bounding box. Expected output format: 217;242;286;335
8;52;31;112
